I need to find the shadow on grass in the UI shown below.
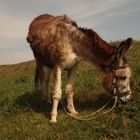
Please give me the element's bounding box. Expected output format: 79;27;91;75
71;92;114;112
60;92;114;113
15;91;52;118
15;91;114;118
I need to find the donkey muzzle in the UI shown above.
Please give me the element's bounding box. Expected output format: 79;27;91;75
119;91;132;103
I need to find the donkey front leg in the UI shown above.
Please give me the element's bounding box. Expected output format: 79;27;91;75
50;66;62;123
66;65;78;115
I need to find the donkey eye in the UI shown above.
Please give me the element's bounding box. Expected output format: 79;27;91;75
117;76;126;80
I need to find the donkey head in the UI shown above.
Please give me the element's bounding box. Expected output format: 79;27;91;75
102;38;133;103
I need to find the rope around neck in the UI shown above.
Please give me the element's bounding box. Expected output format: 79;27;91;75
61;96;118;121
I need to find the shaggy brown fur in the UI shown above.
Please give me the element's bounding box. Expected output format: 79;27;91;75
27;14;116;71
27;14;133;123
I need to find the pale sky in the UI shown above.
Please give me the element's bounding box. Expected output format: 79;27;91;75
0;0;140;64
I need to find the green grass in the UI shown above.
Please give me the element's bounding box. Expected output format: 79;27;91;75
0;42;140;140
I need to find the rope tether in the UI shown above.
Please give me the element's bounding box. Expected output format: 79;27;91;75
61;96;118;121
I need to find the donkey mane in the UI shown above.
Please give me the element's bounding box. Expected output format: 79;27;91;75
79;27;114;54
79;27;95;37
78;27;115;71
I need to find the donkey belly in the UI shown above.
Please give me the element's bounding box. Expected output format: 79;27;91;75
33;44;80;69
60;49;80;69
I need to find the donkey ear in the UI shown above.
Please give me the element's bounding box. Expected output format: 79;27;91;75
117;38;133;58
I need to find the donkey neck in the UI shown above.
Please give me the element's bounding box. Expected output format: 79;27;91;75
77;28;115;72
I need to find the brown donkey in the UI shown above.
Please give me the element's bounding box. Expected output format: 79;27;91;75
27;14;133;123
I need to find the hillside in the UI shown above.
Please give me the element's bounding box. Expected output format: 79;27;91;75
0;42;140;140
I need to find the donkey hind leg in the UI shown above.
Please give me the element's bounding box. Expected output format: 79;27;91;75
65;64;78;115
45;69;52;104
42;66;52;104
35;64;41;93
50;66;62;123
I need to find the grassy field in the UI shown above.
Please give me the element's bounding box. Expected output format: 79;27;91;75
0;42;140;140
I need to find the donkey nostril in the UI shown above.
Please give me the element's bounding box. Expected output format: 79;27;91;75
126;94;132;102
122;86;127;89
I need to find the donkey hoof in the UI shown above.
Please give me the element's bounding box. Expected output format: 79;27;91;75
73;111;79;116
49;119;57;124
49;115;57;123
70;110;79;116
